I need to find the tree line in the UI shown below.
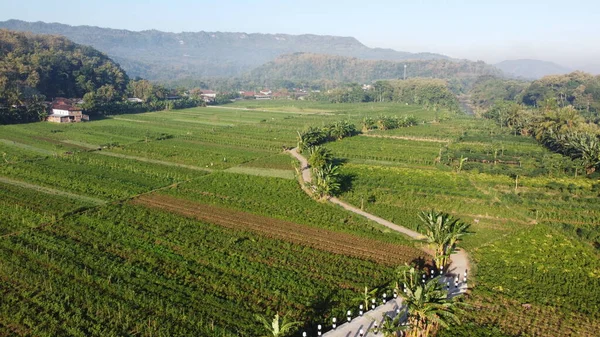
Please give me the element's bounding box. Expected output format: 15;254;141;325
484;99;600;175
469;72;600;114
307;79;460;112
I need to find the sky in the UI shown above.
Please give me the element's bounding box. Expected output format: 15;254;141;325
1;0;599;68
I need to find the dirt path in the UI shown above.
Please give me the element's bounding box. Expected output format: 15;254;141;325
360;133;451;143
207;105;333;115
96;151;214;172
288;147;470;279
0;176;106;205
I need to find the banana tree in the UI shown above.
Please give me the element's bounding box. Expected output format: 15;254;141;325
255;313;300;337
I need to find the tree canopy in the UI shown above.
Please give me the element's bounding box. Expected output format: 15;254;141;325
0;29;129;106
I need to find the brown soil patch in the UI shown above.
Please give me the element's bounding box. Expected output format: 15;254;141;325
132;194;429;266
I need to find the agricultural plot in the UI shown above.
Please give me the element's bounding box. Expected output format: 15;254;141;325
326;136;444;167
0;181;96;236
0;152;202;201
463;225;600;336
336;164;531;250
0;204;399;336
132;194;427;266
239;153;295;171
155;172;416;245
227;100;439;120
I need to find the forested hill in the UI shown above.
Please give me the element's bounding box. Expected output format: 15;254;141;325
0;29;129;122
247;53;501;84
0;19;450;80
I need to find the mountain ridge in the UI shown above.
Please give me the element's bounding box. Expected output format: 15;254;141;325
0;19;450;81
495;59;572;79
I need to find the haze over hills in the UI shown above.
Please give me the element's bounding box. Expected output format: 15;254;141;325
248;53;501;85
0;19;452;81
495;59;572;80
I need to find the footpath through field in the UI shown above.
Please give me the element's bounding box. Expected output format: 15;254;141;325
0;176;106;205
288;148;470;336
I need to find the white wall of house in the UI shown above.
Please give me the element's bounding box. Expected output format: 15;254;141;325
52;109;70;116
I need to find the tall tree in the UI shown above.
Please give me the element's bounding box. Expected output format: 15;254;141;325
417;210;469;268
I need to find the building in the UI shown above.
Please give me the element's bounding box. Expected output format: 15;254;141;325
127;97;143;103
200;90;217;103
200;90;217;98
47;98;89;123
254;94;271;100
240;91;256;99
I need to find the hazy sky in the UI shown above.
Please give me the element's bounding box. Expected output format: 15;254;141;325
1;0;599;68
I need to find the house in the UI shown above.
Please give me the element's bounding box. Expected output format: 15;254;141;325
47;98;89;123
200;90;217;103
240;91;256;99
259;89;272;95
254;94;271;100
272;91;289;99
200;90;217;98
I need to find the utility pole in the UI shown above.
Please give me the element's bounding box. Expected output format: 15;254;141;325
403;64;407;80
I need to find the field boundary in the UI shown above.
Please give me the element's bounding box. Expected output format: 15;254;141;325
0;176;106;205
360;133;452;143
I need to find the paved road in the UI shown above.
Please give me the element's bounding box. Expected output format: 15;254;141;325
320;278;468;337
288;147;470;336
321;298;403;337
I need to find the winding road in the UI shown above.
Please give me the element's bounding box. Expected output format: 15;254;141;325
288;148;470;336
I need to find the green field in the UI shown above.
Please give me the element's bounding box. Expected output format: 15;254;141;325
1;101;599;336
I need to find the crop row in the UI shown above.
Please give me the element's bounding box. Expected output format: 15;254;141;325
0;203;396;336
159;172;415;245
0;152;203;200
133;194;428;266
474;225;600;316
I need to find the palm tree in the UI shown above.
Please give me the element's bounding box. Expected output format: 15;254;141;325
328;120;355;140
397;265;465;337
255;313;300;337
297;127;328;151
307;146;332;169
563;132;600;174
417;210;469;268
375;313;410;337
362;117;375;132
311;163;341;199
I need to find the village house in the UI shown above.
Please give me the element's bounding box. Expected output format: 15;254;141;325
254;94;271;100
200;90;217;103
47;98;89;123
239;91;256;99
